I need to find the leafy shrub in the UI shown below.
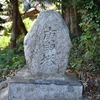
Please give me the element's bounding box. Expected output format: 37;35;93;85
0;48;26;77
0;34;26;79
69;0;100;73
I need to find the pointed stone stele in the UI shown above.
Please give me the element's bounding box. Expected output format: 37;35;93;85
8;10;83;100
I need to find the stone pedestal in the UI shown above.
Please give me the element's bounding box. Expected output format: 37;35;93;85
8;68;83;100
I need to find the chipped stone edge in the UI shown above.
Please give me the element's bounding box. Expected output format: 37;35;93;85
0;78;11;90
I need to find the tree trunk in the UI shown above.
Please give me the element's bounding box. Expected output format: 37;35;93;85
10;0;18;49
62;0;67;19
10;0;27;49
17;11;27;35
62;0;81;35
64;7;79;34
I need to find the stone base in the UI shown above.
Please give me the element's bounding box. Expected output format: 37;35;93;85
8;68;83;100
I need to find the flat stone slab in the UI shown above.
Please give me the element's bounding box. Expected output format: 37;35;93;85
8;68;83;100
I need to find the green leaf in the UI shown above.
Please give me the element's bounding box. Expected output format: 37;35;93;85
92;36;97;41
97;32;100;35
84;51;93;58
96;28;100;32
80;36;85;40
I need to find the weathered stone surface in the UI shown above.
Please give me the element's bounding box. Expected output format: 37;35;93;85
0;87;8;100
24;10;72;76
8;68;83;100
9;83;82;100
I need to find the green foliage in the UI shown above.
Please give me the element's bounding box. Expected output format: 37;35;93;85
69;0;100;73
0;48;26;77
23;18;35;31
49;0;67;14
2;22;12;36
0;36;10;49
0;0;32;79
0;35;26;79
0;22;12;48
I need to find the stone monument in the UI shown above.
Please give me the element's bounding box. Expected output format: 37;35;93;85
8;10;83;100
24;10;71;77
